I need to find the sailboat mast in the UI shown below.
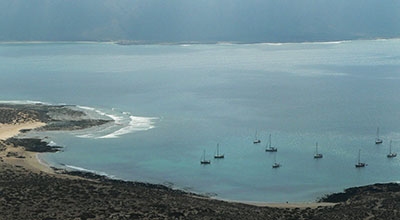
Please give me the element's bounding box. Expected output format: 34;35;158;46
269;134;272;148
375;127;383;144
377;127;380;139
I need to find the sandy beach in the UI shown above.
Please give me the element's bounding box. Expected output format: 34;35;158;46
1;105;400;219
0;121;45;140
239;201;336;209
0;121;57;173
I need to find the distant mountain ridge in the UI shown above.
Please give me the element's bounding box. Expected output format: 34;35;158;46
1;0;399;43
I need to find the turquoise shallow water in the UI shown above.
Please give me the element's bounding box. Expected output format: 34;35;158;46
1;39;400;202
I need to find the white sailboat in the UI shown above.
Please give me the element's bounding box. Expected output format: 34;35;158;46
387;140;397;158
214;143;224;159
200;150;211;165
253;130;261;144
375;127;383;144
355;149;366;168
313;142;323;159
265;134;277;152
272;153;281;168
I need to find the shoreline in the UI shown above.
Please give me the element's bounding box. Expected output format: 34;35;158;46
0;121;57;174
0;121;333;209
225;199;336;209
2;106;400;218
0;103;329;207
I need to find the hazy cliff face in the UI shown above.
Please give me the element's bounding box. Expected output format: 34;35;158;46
0;0;399;42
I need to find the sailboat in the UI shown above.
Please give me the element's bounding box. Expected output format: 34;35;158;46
355;149;366;168
214;143;224;159
265;134;277;152
313;142;323;159
253;130;261;144
272;153;281;168
200;150;211;165
375;127;383;144
387;140;397;158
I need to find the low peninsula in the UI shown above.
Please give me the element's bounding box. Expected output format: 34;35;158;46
1;103;400;219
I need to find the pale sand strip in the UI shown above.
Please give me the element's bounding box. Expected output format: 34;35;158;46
194;196;336;209
243;201;336;208
0;122;45;140
0;122;56;174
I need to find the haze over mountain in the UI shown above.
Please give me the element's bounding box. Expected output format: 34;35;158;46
1;0;399;43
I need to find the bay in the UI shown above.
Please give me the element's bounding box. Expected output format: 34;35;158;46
1;39;400;202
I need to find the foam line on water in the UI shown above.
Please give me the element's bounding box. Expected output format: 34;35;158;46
63;164;114;178
0;100;51;105
77;105;124;123
76;105;157;139
99;115;157;139
48;141;58;146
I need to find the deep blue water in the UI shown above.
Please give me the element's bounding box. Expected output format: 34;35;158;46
1;39;400;202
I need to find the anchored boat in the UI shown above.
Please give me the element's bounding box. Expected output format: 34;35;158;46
314;142;323;159
214;143;225;159
200;150;211;165
265;134;277;152
355;149;366;168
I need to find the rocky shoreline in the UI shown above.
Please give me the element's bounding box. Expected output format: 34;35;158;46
1;161;400;219
3;137;62;153
1;103;400;219
0;103;112;131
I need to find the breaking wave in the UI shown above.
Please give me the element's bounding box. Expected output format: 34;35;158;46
63;164;114;178
0;101;158;139
0;100;51;105
99;115;157;139
75;106;158;139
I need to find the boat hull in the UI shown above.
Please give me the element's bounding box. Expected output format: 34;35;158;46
200;160;211;165
265;148;277;152
387;153;397;158
314;154;323;159
272;163;280;168
355;163;366;168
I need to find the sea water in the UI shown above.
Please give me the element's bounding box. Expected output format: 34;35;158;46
1;39;400;202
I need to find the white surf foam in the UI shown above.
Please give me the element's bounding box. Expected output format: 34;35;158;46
76;105;96;111
262;43;283;46
75;105;157;139
48;141;58;146
75;134;96;138
77;105;125;123
64;164;113;178
99;115;157;139
0;100;51;105
300;40;351;45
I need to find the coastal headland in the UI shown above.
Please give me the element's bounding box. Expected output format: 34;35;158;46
1;103;400;219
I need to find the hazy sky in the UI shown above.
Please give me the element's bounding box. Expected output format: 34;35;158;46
1;0;399;42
